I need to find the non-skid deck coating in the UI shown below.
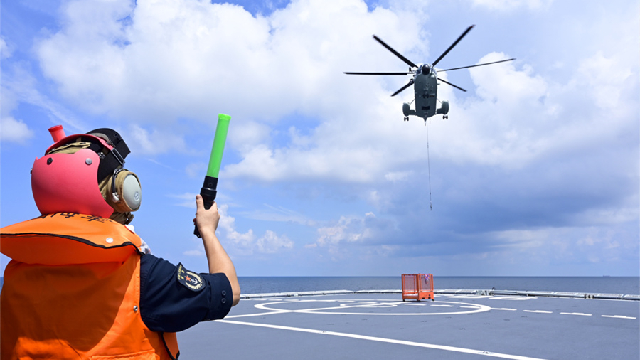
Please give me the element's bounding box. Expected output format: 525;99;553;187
178;292;639;359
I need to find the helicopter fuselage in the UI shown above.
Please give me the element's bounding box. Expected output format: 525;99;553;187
412;65;438;119
402;64;448;121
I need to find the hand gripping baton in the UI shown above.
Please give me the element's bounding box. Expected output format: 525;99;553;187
194;114;231;238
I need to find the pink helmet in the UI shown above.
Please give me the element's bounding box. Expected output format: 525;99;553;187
32;125;134;218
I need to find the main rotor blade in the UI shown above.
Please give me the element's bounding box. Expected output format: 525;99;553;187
438;58;516;72
344;72;412;75
432;25;475;67
373;35;417;68
437;78;466;92
391;79;414;97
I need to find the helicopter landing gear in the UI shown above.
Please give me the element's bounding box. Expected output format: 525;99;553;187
404;116;409;122
443;115;448;119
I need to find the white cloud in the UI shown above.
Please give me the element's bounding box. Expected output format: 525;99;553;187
315;212;376;246
366;190;383;209
35;0;422;122
170;199;295;254
256;230;293;253
33;0;426;133
385;170;413;182
21;0;640;183
240;203;316;226
222;54;555;180
471;54;546;105
2;65;86;132
307;212;403;263
0;37;12;59
227;120;271;153
218;204;293;255
576;51;634;110
0;117;34;143
470;0;553;11
490;225;637;265
128;124;188;155
433;53;551;167
574;206;639;226
35;0;607;182
186;162;206;178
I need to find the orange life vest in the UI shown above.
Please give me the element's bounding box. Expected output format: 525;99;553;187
0;213;180;359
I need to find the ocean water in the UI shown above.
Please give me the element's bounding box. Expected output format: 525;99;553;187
238;277;640;295
1;276;638;295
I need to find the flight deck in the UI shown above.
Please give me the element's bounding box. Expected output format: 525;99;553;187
178;290;639;359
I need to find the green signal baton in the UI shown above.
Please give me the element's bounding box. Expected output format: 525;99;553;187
194;114;231;238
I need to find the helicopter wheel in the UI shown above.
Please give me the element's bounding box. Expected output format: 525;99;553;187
404;117;409;122
443;115;448;119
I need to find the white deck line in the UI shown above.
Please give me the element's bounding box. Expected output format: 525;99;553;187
560;312;592;316
240;289;640;301
602;315;636;319
219;319;548;360
523;310;553;314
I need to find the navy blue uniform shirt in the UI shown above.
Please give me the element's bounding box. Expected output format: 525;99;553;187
139;254;233;332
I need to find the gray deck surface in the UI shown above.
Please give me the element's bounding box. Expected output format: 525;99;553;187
178;292;639;359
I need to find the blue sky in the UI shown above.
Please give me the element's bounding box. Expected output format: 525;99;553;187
1;0;638;277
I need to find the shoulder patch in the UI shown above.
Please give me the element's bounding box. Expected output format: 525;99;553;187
177;263;205;292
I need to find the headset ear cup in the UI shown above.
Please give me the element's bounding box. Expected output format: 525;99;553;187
112;170;141;213
121;173;141;211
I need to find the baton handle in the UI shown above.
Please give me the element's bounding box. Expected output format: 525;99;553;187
194;176;218;238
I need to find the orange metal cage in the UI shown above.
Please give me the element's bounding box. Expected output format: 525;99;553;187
402;274;434;301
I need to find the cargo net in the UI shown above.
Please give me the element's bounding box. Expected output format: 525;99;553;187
402;274;434;301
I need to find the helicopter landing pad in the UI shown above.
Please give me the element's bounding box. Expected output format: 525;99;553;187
178;293;639;359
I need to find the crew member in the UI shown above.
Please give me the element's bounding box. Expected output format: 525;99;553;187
0;125;240;359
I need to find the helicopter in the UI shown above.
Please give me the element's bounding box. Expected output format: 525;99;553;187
345;25;515;122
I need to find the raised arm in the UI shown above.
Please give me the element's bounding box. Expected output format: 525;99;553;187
195;195;240;306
